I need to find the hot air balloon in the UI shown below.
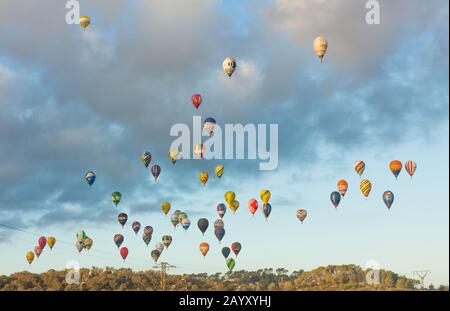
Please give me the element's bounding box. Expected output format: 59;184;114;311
221;247;231;259
360;179;372;198
229;200;240;214
224;191;236;204
248;199;258;216
142;234;152;246
161;202;171;216
85;171;96;186
194;144;205;159
390;160;402;179
120;247;128;261
313;36;328;63
34;246;42;258
112;191;122;207
79;16;91;30
199;171;209;187
226;258;236;271
162;235;173;249
132;221;141;235
75;241;84;253
155;242;165;253
151;249;161;263
217;203;226;218
354;161;365;177
144;226;153;237
382;191;395;210
330;191;341;209
214;227;225;243
197;218;209;236
223;56;236;78
296;209;307;223
84;237;93;250
262;203;272;221
76;230;86;243
191;94;202;109
260;190;271;205
214;219;224;230
47;237;56;250
118;213;128;227
168;149;180;164
204;118;216;136
199;242;210;257
26;251;34;265
114;234;124;248
215;165;224;178
38;236;47;250
405;160;417;179
170;213;179;228
337;180;348;197
231;242;241;257
177;212;188;223
141;152;152;169
151;165;161;181
181;218;191;231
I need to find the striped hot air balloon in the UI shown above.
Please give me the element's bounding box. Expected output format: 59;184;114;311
330;191;341;209
337;180;348;197
354;161;366;177
389;160;402;179
296;209;308;223
404;160;417;179
382;191;395;210
151;164;161;181
194;144;205;159
360;179;372;198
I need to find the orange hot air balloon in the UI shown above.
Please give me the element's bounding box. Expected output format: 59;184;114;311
337;180;348;197
404;160;417;179
199;242;210;257
389;160;402;179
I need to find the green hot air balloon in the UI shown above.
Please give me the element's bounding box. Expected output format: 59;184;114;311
112;191;122;207
226;258;235;271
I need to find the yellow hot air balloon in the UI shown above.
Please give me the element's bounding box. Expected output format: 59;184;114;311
168;149;180;164
224;191;236;204
260;190;271;204
199;172;209;187
26;251;34;265
214;165;224;178
79;16;91;30
84;237;93;250
229;200;240;214
313;36;328;63
47;237;56;250
161;202;171;216
360;179;372;198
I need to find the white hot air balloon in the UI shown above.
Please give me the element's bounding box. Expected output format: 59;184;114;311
313;36;328;63
222;56;236;78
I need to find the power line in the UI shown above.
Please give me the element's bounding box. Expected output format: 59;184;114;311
153;262;176;291
413;270;431;289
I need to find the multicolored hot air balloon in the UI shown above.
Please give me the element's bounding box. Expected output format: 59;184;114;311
390;160;402;179
313;36;328;63
142;234;152;246
330;191;341;209
199;242;210;257
118;213;128;227
191;94;202;109
217;203;226;218
247;199;258;216
231;242;241;257
260;190;271;205
181;218;191;231
151;249;161;263
155;242;165;253
199;171;209;187
34;246;42;258
151;165;161;181
354;161;366;177
168;149;180;164
76;230;86;243
296;209;307;223
84;237;93;250
170;213;179;228
26;251;34;265
360;179;372;198
194;144;206;159
229;200;240;214
38;236;47;250
204;118;216;136
112;191;122;207
382;191;395;210
132;221;141;235
79;16;91;30
119;247;128;261
144;226;153;237
337;180;348;197
404;160;417;179
223;57;236;78
161;202;171;216
162;235;172;249
114;234;124;249
214;219;224;230
214;228;225;243
226;258;236;271
215;165;224;178
141;152;152;169
197;218;209;236
47;237;56;250
177;212;188;223
262;203;272;221
222;247;231;259
85;171;96;186
75;241;84;253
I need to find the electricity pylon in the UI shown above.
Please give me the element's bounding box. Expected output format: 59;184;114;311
153;262;176;291
413;270;431;289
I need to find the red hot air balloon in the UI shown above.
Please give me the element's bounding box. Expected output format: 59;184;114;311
38;236;47;250
404;160;417;179
231;242;242;257
151;165;161;181
191;94;202;109
34;246;42;258
120;247;128;261
247;199;258;216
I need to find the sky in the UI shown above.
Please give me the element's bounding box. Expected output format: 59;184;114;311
0;0;448;287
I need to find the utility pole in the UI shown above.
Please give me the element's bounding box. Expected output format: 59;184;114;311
154;262;176;291
413;270;431;289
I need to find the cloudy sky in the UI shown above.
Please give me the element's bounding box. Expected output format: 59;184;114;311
0;0;448;286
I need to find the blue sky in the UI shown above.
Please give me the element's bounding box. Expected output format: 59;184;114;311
0;0;448;287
